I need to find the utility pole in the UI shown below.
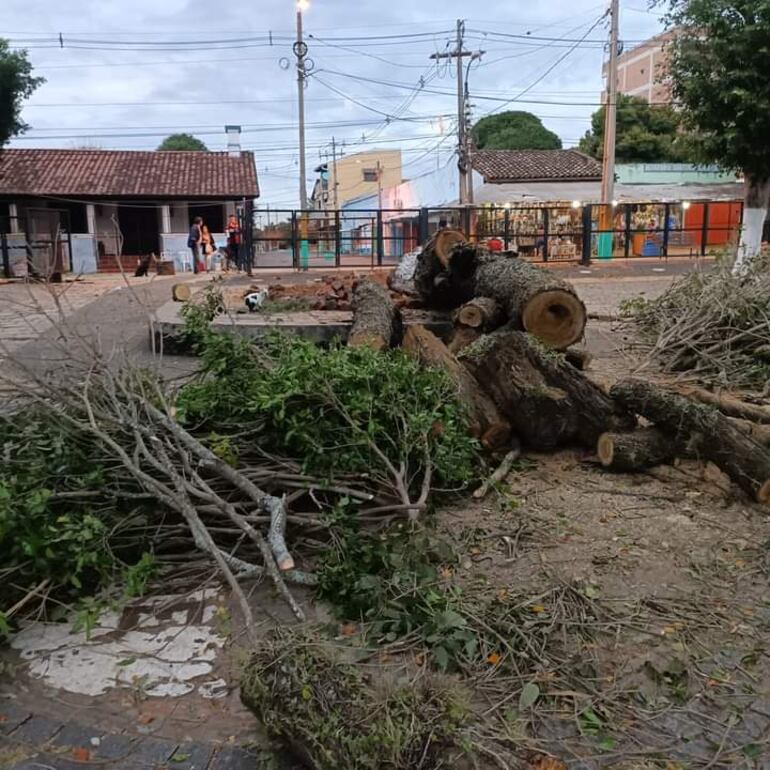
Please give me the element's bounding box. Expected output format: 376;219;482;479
331;136;339;210
601;0;620;206
295;0;310;210
430;20;484;206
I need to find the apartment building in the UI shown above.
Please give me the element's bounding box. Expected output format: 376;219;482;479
603;30;676;105
310;149;402;211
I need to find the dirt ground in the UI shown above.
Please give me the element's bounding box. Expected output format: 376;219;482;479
2;260;768;768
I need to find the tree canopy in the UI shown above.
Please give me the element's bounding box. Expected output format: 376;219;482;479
663;0;770;266
0;39;44;147
578;93;694;163
471;111;562;151
157;133;209;151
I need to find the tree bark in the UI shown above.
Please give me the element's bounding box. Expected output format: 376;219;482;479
413;229;468;301
610;379;770;505
459;330;633;450
401;324;512;450
727;417;770;447
348;279;402;350
734;174;770;274
597;427;675;471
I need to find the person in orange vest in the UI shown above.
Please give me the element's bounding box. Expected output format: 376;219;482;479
226;214;242;271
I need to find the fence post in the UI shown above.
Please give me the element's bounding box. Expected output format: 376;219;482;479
376;210;384;266
662;202;671;258
542;208;549;262
462;207;471;239
503;208;511;251
243;199;254;275
291;211;299;270
701;202;709;257
418;208;429;245
580;204;592;266
1;231;9;279
624;205;632;258
335;210;342;268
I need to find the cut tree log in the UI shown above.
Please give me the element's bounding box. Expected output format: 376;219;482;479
474;256;586;349
172;283;192;302
348;279;402;350
611;379;770;505
413;229;469;302
675;385;770;425
597;427;675;471
415;244;586;349
460;330;634;450
454;297;504;331
402;324;512;450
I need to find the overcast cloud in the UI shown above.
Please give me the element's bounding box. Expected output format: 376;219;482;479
4;0;663;207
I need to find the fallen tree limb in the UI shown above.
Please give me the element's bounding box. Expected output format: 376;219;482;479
473;441;522;499
454;297;504;331
676;385;770;425
611;379;770;504
349;279;402;350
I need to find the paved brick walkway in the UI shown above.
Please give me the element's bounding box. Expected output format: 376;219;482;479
0;702;261;770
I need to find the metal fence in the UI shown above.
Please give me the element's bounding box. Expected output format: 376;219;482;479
242;200;744;270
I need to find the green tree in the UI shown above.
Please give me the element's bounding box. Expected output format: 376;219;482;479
157;133;209;151
471;111;562;151
0;39;44;147
663;0;770;269
578;94;694;162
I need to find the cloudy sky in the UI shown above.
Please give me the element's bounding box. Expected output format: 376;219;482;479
4;0;664;207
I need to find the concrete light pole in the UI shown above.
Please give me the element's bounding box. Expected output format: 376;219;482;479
295;0;310;210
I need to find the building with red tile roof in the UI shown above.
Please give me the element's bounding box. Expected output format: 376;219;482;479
0;148;258;275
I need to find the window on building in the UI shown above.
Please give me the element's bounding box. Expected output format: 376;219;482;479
362;168;379;182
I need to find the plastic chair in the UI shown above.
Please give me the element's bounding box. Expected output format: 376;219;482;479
178;250;193;272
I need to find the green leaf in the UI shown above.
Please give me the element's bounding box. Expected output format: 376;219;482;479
171;752;191;762
433;646;450;672
518;682;540;710
116;658;136;667
597;735;616;750
743;744;761;759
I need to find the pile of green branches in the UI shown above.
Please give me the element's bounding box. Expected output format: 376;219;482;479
0;289;480;637
628;256;770;388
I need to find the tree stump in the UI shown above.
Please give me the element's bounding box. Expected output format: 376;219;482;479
611;379;770;504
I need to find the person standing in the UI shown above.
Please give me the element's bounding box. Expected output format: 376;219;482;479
188;216;203;273
201;222;214;271
226;214;241;271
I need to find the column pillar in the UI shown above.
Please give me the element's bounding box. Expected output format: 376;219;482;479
161;204;171;234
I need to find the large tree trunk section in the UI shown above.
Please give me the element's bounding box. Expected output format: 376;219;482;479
597;427;675;471
734;175;770;274
455;297;504;331
675;385;770;425
474;257;586;349
611;379;770;505
460;330;633;450
401;325;512;450
348;279;402;351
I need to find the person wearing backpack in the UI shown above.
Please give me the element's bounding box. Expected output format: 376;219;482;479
188;216;203;273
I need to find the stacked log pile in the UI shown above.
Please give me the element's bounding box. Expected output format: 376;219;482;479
350;232;770;507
